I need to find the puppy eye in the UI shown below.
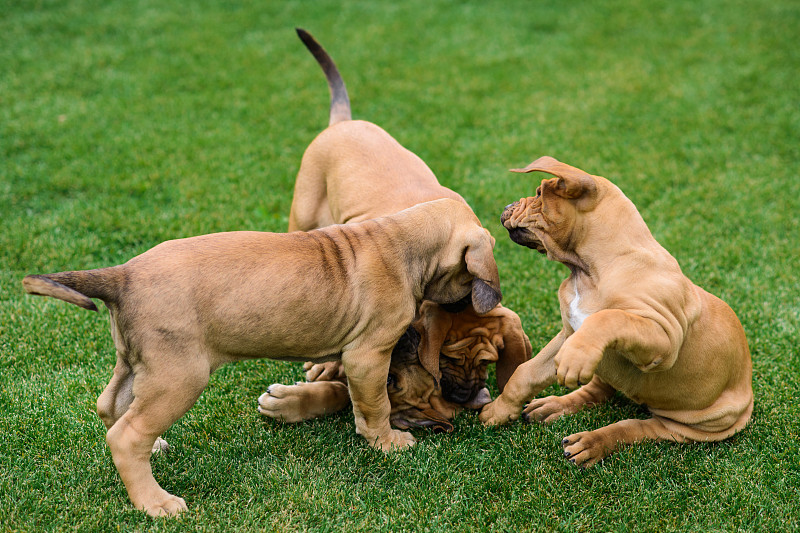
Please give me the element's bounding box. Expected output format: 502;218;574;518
535;187;542;198
387;374;397;387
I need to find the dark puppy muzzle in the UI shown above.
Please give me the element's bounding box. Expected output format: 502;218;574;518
505;227;529;246
440;373;484;404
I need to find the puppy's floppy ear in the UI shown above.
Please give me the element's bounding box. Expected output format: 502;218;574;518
391;407;454;434
510;156;596;200
414;302;454;383
465;230;502;314
493;308;533;393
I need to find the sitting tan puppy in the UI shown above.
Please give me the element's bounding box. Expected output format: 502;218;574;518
256;29;528;420
260;302;531;430
480;156;753;467
23;198;501;516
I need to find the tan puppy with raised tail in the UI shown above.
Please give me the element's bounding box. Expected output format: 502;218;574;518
23;197;501;516
480;156;752;467
288;28;466;231
258;29;527;413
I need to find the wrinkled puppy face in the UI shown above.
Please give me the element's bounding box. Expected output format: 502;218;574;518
500;192;549;253
387;326;455;433
423;201;502;315
500;156;598;265
438;330;496;405
435;305;529;405
413;301;529;407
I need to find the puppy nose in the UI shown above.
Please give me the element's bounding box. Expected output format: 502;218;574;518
500;202;517;225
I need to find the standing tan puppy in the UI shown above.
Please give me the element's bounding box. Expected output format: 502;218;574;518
23;198;501;516
273;29;528;398
480;156;752;467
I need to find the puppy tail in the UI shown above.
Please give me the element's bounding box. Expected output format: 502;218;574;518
296;28;352;126
22;267;122;312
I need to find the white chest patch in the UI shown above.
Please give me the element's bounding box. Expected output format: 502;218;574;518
568;280;591;331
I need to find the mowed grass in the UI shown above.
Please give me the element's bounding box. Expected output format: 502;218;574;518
2;0;798;531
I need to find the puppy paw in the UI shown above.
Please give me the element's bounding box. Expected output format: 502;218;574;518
257;384;312;423
555;344;602;390
151;437;170;454
304;361;344;382
522;395;571;424
479;395;522;426
135;488;188;517
561;430;610;468
258;381;349;423
370;429;416;452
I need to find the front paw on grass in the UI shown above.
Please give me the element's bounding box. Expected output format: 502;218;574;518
561;431;607;468
478;397;521;426
370;429;416;452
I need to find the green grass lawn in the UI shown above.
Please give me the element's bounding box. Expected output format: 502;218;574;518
2;0;798;530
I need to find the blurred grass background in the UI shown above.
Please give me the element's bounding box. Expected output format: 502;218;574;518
1;0;798;531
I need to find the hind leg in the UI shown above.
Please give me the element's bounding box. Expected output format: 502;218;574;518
97;353;168;453
105;356;210;516
562;417;687;468
97;353;133;430
287;158;333;232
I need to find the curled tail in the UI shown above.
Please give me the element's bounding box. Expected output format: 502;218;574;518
22;268;122;312
296;28;351;126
